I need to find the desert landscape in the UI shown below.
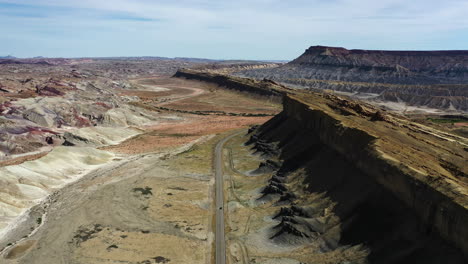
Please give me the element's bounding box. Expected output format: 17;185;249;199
0;52;466;264
1;1;467;263
0;58;281;263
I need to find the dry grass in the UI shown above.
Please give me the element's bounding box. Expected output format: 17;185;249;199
104;76;278;155
73;229;206;264
163;88;280;114
102;115;271;154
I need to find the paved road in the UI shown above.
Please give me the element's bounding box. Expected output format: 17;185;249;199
214;131;242;264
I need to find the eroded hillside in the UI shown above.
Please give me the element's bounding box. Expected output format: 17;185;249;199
235;46;468;112
226;91;468;263
0;60;281;264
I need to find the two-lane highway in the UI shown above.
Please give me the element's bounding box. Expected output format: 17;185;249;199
214;131;242;264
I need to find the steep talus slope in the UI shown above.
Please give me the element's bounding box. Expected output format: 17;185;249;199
248;92;468;262
235;46;468;111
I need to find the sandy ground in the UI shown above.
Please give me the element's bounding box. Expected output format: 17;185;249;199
0;138;213;264
0;152;50;167
101;115;271;154
0;76;281;264
102;77;276;155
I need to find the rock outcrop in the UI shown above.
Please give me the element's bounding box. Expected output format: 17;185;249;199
248;91;468;262
191;62;281;74
173;69;288;101
289;46;468;84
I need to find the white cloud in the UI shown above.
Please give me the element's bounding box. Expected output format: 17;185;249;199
0;0;467;59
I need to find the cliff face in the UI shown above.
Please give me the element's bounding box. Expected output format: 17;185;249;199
290;46;468;84
190;63;281;74
235;46;468;111
175;69;468;261
173;69;288;99
249;92;468;262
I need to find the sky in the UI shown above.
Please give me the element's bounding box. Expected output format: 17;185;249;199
0;0;467;60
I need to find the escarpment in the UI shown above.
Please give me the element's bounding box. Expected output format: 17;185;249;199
190;62;281;74
245;45;468;85
173;69;289;100
290;46;468;84
248;92;468;262
235;46;468;111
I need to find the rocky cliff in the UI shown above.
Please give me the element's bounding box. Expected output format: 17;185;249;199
289;46;468;84
191;62;281;74
235;46;468;111
173;69;288;100
248;92;468;262
174;69;468;261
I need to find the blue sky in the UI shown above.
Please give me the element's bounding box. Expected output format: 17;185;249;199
0;0;467;60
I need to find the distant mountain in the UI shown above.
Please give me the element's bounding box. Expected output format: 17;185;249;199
239;46;468;84
235;46;468;112
0;55;16;59
289;46;468;84
0;58;95;66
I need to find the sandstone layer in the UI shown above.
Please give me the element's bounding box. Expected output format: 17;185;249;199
247;92;467;261
235;46;468;112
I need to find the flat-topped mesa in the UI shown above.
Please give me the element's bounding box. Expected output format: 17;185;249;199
233;46;468;111
303;45;468;57
301;45;350;56
288;45;468;84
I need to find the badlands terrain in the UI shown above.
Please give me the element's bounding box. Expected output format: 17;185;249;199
0;51;467;264
0;58;279;263
236;46;468;113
